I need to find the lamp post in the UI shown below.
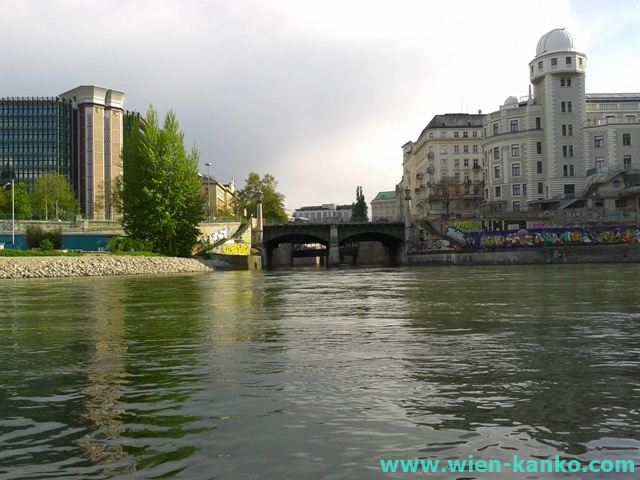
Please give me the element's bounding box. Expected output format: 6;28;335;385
2;180;14;245
404;187;412;247
205;162;212;222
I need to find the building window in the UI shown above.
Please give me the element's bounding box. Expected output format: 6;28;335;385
495;186;501;197
537;161;543;174
563;145;574;157
454;159;460;167
455;172;460;181
536;142;542;154
595;157;604;168
441;132;446;138
615;199;628;208
510;120;518;132
551;58;557;66
624;155;632;169
538;182;544;194
560;76;572;87
594;136;604;148
463;145;469;153
523;184;527;195
623;133;631;146
513;184;521;196
472;145;478;153
494;166;501;179
513;201;521;212
512;163;521;176
428;132;434;139
463;131;468;138
511;145;520;157
464;158;469;167
493;123;499;135
472;131;478;138
493;147;500;160
566;56;572;65
536;117;541;129
454;131;459;138
564;184;575;196
562;125;567;136
567;101;572;112
568;124;573;136
454;145;460;153
538;61;543;70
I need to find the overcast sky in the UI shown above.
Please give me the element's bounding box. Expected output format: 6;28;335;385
3;0;640;211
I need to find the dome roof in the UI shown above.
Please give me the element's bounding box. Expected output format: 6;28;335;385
536;28;576;57
504;95;519;106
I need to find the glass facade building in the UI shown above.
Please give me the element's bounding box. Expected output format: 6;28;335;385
0;97;75;191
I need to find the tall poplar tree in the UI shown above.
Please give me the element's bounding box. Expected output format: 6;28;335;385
351;186;368;222
119;106;204;256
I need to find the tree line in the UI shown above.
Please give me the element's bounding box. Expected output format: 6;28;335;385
116;106;288;257
0;174;79;220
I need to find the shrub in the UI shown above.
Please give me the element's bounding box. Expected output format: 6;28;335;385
39;238;54;251
108;236;153;253
25;225;63;250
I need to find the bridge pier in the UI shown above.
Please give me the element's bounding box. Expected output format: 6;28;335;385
327;225;340;268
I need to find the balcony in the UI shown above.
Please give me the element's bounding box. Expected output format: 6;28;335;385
427;152;435;159
427;166;435;173
416;172;424;179
473;165;481;170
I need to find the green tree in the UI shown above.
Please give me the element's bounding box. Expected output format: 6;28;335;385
351;186;368;222
429;176;462;216
1;182;33;218
31;174;79;220
237;172;288;223
118;106;205;257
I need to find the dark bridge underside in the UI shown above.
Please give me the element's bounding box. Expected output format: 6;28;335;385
263;222;405;249
262;223;406;268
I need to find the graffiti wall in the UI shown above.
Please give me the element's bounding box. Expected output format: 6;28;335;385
464;226;640;250
212;224;252;255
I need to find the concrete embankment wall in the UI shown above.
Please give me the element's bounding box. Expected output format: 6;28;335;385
0;256;215;279
408;244;640;265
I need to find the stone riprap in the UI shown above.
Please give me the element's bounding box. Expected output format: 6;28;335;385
0;255;214;279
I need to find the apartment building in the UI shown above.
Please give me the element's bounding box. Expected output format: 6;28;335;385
401;114;484;219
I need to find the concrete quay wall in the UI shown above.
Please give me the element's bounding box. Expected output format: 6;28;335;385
408;244;640;265
0;256;215;279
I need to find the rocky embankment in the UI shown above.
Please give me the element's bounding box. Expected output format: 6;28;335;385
0;255;216;279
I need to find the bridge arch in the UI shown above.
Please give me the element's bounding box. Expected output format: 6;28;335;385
261;223;406;268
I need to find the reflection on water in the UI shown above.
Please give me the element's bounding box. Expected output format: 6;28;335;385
0;265;640;479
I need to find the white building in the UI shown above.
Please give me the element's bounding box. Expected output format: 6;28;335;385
483;28;640;213
292;203;352;222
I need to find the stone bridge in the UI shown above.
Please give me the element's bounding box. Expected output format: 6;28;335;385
260;222;406;268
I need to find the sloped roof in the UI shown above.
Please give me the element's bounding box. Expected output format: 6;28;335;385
372;191;397;201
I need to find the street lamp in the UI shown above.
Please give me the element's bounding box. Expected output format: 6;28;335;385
205;162;212;221
2;180;14;245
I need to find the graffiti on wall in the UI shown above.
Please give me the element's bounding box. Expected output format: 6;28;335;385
212;224;252;255
466;227;640;249
450;220;481;232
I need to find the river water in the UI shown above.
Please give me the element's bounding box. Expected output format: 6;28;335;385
1;265;640;479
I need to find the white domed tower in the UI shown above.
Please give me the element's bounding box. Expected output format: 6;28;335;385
529;28;587;198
